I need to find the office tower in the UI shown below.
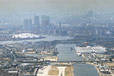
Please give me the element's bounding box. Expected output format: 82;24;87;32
58;22;62;34
24;19;32;26
23;19;32;30
34;16;40;26
41;15;50;27
28;19;32;27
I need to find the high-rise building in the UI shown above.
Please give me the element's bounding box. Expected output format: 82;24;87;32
34;16;40;26
41;15;50;27
23;19;32;30
24;19;32;26
59;22;62;34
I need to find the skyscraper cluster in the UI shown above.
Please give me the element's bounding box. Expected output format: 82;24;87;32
23;15;50;31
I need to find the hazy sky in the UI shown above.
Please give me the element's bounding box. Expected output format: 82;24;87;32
0;0;114;16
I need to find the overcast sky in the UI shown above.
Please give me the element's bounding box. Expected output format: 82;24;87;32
0;0;114;16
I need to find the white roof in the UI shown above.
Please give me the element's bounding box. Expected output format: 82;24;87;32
12;33;40;39
76;46;106;53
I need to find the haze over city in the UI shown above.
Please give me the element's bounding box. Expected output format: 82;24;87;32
0;0;114;17
0;0;114;76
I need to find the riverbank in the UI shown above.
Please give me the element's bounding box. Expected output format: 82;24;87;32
0;35;72;45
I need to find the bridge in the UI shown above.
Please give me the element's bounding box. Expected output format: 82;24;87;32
48;61;100;64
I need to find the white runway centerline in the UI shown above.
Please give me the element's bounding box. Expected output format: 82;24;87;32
57;67;66;76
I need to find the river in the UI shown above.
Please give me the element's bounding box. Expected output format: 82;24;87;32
0;35;99;76
0;35;72;44
56;44;99;76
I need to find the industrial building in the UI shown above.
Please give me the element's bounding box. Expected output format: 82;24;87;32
75;46;107;54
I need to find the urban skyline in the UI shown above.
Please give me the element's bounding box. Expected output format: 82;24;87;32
0;0;114;76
